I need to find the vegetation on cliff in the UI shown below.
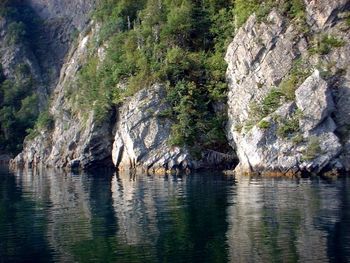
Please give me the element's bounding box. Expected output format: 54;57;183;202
73;0;234;154
74;0;309;154
0;1;43;155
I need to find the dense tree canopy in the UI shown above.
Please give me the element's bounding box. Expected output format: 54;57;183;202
75;0;235;154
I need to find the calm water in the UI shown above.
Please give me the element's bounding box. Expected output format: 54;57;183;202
0;166;350;263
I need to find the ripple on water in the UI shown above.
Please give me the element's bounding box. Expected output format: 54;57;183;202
0;167;350;263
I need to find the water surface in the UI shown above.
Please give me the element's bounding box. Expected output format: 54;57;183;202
0;166;349;262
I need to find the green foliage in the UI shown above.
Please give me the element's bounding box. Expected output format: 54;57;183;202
0;64;39;154
1;1;42;48
26;110;55;141
309;35;346;55
7;21;26;44
248;59;308;130
276;111;300;138
302;137;321;161
283;0;306;20
279;59;311;101
257;119;270;129
75;0;234;152
248;88;284;124
0;1;46;154
36;111;54;131
261;88;284;115
291;133;303;144
233;0;306;29
234;0;260;28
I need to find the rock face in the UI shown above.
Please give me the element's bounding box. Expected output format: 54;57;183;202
112;84;236;173
10;0;350;175
0;14;47;107
295;71;335;134
112;84;191;173
25;0;97;86
225;1;350;174
26;0;96;31
305;0;349;29
11;24;115;170
0;0;96;101
12;25;236;172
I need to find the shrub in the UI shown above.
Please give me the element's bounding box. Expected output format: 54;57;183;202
234;0;260;28
279;59;311;100
302;137;322;161
291;134;303;144
277;117;299;138
284;0;305;20
276;110;301;138
248;88;283;125
258;119;270;129
36;110;54;131
7;21;26;44
309;35;346;55
261;88;284;115
73;0;234;153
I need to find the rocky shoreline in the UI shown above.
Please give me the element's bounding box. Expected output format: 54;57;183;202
7;0;350;176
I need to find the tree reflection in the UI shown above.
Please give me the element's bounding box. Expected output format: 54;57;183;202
2;167;350;263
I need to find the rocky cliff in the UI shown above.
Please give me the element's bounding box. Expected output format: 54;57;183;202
1;0;96;99
112;84;235;173
11;21;235;172
225;0;350;174
12;24;114;169
0;0;96;156
8;0;350;176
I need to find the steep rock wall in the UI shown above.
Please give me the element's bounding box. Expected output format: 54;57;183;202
24;0;97;91
11;24;114;169
12;24;236;172
225;0;350;174
112;84;236;173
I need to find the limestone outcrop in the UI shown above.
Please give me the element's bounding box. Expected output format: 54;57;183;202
9;0;350;175
11;24;115;170
225;1;350;174
112;84;235;173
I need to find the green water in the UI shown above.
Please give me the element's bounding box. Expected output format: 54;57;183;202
0;166;349;262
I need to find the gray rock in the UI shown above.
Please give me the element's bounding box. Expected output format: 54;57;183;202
226;4;348;174
295;70;335;134
305;0;349;30
299;133;342;173
11;24;114;170
225;10;307;140
26;0;96;31
112;84;236;173
112;84;194;173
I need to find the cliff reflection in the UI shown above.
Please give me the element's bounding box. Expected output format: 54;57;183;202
13;167;93;262
112;172;160;245
4;167;349;262
111;171;231;262
226;176;350;263
8;168;231;262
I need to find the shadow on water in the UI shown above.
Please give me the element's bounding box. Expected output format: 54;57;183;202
0;166;350;263
0;166;53;263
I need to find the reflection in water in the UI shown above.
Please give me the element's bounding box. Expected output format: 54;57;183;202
112;172;159;246
13;167;93;262
1;166;350;263
226;176;350;263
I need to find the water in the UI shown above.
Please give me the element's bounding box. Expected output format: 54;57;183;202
0;166;349;263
